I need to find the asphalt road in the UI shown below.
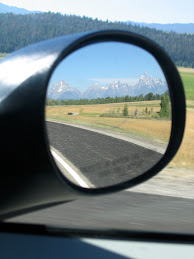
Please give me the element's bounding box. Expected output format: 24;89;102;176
8;191;194;234
46;121;162;188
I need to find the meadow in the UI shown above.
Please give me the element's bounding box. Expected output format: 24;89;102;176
180;72;194;101
46;100;171;143
178;67;194;102
171;67;194;168
170;108;194;168
0;53;7;60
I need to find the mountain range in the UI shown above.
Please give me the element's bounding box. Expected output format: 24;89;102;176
48;73;167;100
0;3;192;34
126;21;194;34
0;2;40;14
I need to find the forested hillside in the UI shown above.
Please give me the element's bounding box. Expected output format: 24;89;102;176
0;12;193;67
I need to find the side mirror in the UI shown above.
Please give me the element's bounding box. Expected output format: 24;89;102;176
0;30;185;218
45;41;171;189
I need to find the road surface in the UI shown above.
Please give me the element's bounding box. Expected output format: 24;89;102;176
8;191;194;234
46;121;162;188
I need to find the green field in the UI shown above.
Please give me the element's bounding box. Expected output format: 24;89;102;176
180;72;194;101
0;53;7;60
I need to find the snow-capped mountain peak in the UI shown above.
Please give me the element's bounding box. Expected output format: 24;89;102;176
48;80;82;100
48;74;167;100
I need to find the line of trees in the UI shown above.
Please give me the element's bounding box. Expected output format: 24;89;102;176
0;12;193;67
46;92;162;106
46;91;171;118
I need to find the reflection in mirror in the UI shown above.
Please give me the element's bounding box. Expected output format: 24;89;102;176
45;42;171;189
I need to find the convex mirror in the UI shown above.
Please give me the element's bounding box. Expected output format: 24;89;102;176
45;42;171;189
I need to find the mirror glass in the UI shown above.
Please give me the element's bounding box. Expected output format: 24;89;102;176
45;42;171;189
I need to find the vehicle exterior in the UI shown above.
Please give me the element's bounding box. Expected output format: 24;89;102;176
0;28;193;258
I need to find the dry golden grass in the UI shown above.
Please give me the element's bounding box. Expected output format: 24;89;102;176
187;100;194;106
170;109;194;168
46;101;194;169
46;100;170;142
46;100;161;116
178;67;194;73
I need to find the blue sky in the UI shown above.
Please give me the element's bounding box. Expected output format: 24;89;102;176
48;42;166;91
1;0;193;23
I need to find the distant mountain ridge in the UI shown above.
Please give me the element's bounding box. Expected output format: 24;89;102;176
126;21;194;34
0;2;41;14
48;73;167;100
0;3;192;34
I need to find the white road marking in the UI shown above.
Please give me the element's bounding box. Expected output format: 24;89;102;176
51;150;89;188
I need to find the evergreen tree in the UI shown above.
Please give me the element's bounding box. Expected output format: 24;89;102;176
123;104;128;117
160;94;171;118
